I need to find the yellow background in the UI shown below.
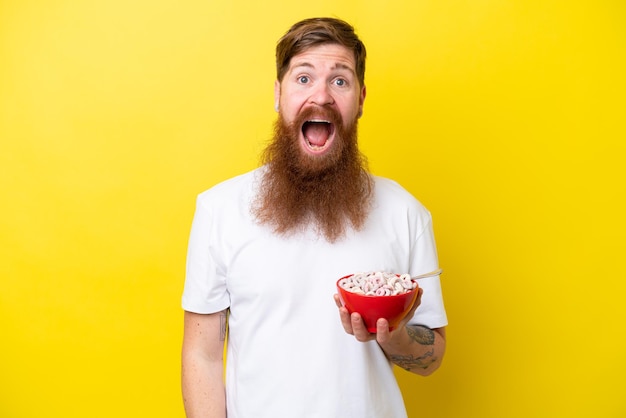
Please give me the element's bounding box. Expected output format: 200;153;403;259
2;1;624;417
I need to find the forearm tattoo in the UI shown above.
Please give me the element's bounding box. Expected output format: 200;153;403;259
407;324;435;345
389;325;437;371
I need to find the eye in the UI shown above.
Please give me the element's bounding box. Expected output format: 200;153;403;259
333;78;347;87
297;75;310;84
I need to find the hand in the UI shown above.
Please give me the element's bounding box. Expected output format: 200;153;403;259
333;287;424;344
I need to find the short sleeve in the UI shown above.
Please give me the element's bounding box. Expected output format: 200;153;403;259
409;213;448;328
181;193;231;314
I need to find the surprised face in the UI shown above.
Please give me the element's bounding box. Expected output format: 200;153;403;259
274;43;366;161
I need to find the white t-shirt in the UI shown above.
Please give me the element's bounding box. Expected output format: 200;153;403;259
182;167;447;418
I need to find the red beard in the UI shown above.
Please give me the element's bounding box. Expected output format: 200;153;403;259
252;106;373;242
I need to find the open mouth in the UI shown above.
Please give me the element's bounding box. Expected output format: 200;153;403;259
302;119;335;152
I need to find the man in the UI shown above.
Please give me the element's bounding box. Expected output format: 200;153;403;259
181;17;447;418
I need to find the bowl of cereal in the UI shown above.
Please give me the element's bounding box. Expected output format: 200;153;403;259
336;271;420;333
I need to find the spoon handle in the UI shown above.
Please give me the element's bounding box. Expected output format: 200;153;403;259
411;268;443;280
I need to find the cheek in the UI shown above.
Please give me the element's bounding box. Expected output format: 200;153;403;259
281;111;299;129
279;99;303;124
338;98;361;118
339;108;359;126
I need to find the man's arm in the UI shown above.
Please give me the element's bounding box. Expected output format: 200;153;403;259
181;310;228;418
377;325;446;375
334;288;446;376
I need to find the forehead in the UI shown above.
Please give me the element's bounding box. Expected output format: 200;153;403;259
288;44;357;73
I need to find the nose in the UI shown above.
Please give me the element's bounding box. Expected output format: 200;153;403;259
309;83;334;106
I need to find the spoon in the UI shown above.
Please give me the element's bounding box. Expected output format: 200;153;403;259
411;268;443;280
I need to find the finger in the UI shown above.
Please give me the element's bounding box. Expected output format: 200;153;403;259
339;308;353;334
334;295;354;334
333;294;343;309
351;313;375;342
375;318;391;344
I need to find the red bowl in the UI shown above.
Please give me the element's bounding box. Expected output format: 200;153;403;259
336;274;420;333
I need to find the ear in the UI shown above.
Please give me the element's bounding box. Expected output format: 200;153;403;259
274;80;281;112
358;85;366;118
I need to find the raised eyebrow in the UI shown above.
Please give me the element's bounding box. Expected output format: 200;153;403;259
289;61;356;76
332;62;356;75
290;62;314;72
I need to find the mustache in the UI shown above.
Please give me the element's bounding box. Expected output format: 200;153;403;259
291;105;344;131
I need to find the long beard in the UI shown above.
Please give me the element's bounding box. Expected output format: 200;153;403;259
252;108;373;243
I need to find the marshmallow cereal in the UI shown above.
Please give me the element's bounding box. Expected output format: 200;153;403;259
338;272;417;296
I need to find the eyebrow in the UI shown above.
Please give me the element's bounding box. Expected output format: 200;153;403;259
290;61;356;74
